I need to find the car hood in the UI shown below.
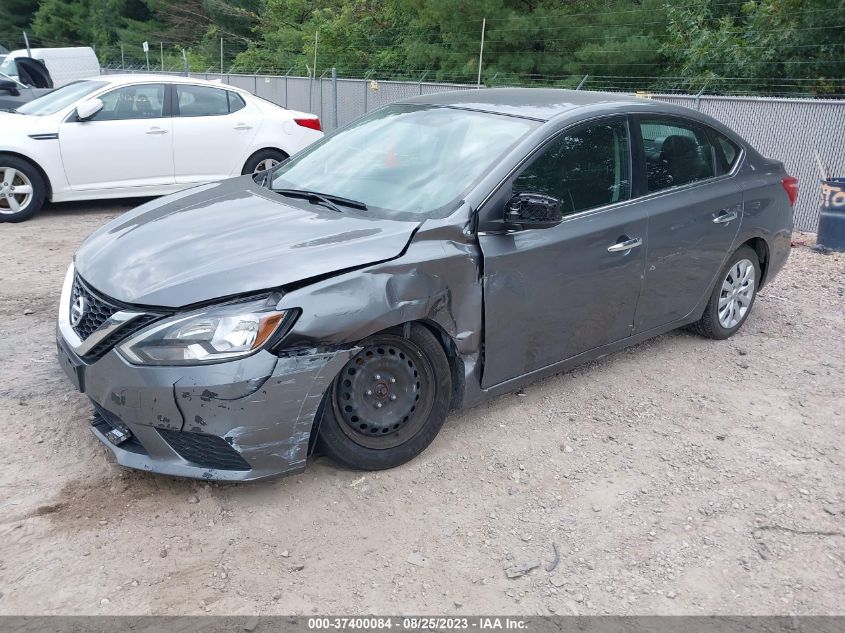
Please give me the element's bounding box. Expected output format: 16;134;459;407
74;178;421;307
0;109;53;131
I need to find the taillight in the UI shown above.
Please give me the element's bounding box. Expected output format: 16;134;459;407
781;176;798;206
294;117;321;132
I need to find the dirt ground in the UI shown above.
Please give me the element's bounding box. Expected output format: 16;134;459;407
0;200;843;617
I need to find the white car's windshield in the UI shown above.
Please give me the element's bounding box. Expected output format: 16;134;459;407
270;104;539;219
15;80;107;116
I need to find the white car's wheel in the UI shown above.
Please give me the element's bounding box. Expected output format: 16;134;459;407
242;149;288;176
0;156;46;223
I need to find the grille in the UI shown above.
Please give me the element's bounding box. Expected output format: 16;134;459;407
84;314;159;361
70;274;162;361
71;274;121;340
158;429;252;471
90;403;148;455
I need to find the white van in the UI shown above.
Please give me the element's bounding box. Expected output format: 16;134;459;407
0;47;100;87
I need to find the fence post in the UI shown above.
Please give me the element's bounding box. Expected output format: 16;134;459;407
284;66;294;108
319;69;327;122
694;82;708;110
418;70;428;95
363;70;374;114
576;75;589;90
332;67;338;131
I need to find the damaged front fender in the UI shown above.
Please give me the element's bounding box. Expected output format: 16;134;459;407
276;219;486;409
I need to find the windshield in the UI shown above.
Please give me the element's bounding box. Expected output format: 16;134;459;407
15;80;107;116
270;104;539;219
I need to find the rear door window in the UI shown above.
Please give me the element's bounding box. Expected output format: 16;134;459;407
176;85;230;117
639;119;716;192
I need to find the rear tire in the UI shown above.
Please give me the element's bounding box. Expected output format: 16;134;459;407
689;245;760;340
317;324;452;471
0;156;46;223
241;149;288;175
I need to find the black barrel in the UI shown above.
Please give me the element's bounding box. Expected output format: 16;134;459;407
817;178;845;251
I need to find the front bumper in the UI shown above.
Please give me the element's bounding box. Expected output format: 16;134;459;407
57;333;356;481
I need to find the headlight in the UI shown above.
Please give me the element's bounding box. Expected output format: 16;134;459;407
118;296;294;365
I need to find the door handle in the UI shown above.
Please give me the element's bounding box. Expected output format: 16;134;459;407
146;127;168;135
607;237;642;253
713;209;738;224
234;123;252;130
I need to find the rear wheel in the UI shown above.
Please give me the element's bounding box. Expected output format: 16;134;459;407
690;245;760;339
0;156;46;223
241;149;288;175
317;324;451;470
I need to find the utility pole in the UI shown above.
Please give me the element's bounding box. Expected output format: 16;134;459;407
160;42;164;71
332;67;338;131
313;31;318;78
220;37;224;75
477;17;486;89
120;43;125;70
23;31;31;57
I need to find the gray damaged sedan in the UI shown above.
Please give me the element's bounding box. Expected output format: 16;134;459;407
57;89;796;481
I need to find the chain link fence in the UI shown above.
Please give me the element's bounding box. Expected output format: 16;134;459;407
104;68;843;231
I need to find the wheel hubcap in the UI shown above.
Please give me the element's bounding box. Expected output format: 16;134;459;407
0;167;34;215
333;338;434;449
718;258;755;329
253;158;280;173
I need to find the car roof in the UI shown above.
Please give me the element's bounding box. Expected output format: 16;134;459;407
399;87;669;121
8;47;96;57
92;73;249;93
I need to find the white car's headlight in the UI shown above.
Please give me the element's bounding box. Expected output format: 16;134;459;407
118;296;294;365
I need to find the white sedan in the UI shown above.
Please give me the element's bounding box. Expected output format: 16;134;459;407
0;74;323;222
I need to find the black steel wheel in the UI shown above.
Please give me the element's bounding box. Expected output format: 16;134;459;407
317;324;452;470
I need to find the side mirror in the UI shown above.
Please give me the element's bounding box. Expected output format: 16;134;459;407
504;192;563;229
76;98;104;121
0;79;19;96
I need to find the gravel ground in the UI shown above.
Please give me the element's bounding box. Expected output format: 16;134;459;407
0;201;843;616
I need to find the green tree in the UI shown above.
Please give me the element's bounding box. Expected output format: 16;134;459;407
663;0;845;95
0;0;40;49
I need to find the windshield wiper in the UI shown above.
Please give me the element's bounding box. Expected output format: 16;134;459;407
272;188;368;212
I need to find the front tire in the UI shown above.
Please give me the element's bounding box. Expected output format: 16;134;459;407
0;156;46;223
241;149;288;175
317;324;452;471
690;245;760;340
